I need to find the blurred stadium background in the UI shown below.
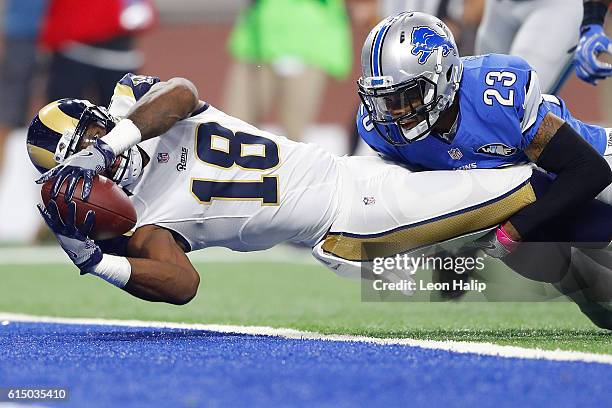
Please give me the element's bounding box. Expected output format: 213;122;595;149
0;0;608;243
0;2;611;405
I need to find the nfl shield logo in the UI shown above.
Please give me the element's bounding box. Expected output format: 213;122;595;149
363;196;376;206
448;148;463;160
157;153;170;163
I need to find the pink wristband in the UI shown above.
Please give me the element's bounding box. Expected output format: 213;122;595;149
496;225;519;253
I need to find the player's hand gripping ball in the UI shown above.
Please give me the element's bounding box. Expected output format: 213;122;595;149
40;175;137;240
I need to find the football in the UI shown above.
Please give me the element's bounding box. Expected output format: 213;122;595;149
40;175;137;241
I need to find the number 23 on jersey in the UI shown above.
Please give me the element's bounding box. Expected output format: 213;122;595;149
483;71;517;107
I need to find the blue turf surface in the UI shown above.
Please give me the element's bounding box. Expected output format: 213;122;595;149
0;322;611;407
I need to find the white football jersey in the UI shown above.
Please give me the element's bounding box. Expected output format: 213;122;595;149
125;105;341;252
107;74;537;273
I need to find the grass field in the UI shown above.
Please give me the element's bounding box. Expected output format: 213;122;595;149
1;247;610;355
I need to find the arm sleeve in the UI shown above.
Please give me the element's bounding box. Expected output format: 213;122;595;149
509;123;612;238
108;73;161;117
582;1;609;26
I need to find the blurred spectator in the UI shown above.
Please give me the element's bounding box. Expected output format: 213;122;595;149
351;1;484;53
0;0;48;177
387;1;484;54
30;0;156;243
40;0;157;105
223;0;352;141
475;0;581;94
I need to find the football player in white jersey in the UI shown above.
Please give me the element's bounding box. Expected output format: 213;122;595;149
25;73;542;306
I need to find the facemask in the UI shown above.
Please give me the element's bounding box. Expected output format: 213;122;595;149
111;146;143;189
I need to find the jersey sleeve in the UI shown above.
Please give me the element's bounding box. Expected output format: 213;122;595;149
517;68;549;149
108;73;161;117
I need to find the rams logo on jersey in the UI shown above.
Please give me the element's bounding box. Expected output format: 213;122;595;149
476;143;517;157
410;26;453;64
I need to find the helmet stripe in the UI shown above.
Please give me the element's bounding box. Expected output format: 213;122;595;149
113;83;136;100
38;100;79;135
27;143;57;171
371;22;391;76
371;13;408;77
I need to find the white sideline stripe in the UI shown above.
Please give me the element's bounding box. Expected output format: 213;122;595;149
0;246;317;266
1;312;612;365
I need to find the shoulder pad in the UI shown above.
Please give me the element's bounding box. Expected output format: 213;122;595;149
114;73;161;102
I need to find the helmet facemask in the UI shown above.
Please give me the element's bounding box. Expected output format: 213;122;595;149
110;145;144;188
358;74;441;145
55;103;144;189
54;104;117;164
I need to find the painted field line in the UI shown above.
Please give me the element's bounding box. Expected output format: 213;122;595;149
0;245;317;266
1;312;611;366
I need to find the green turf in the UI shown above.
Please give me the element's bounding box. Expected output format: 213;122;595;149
0;261;610;354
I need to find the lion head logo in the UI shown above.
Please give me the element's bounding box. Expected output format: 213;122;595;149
410;26;454;65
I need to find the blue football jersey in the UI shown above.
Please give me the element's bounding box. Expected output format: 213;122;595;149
357;54;607;170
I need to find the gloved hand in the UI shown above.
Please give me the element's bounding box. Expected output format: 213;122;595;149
472;225;519;259
36;138;116;202
574;24;612;85
37;199;102;273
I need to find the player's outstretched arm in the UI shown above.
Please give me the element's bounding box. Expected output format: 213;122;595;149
507;112;612;240
38;198;200;304
123;77;200;142
575;0;612;84
100;77;201;157
474;112;612;258
121;225;201;305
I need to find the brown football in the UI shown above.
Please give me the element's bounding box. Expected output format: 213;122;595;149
41;175;137;241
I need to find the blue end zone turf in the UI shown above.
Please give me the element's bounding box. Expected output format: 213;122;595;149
1;322;610;407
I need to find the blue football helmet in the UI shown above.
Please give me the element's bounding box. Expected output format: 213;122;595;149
358;12;463;145
27;98;143;188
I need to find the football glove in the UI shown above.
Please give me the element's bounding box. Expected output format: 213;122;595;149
472;225;519;259
37;199;102;273
36;138;116;202
574;24;612;85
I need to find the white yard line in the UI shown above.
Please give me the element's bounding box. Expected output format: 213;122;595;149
1;312;611;365
0;246;317;266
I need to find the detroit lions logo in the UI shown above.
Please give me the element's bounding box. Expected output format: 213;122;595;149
410;26;453;65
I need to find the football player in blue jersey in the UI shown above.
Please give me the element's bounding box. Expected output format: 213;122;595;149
575;0;612;85
357;12;612;260
477;0;612;90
